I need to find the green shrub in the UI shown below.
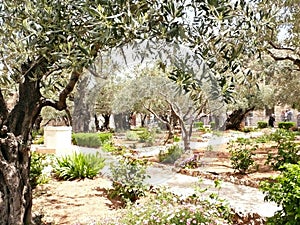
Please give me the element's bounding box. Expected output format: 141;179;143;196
194;121;204;128
173;134;181;142
33;136;44;145
102;142;127;155
266;129;300;170
72;132;112;148
30;152;53;188
109;156;150;204
257;121;268;129
260;162;300;225
278;121;296;130
137;128;155;144
98;132;113;144
125;131;139;141
113;180;232;225
158;144;184;164
53;152;105;180
228;138;257;174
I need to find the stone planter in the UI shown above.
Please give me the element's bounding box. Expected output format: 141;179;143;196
44;126;74;156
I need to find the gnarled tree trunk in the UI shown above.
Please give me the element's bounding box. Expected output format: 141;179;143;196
0;132;32;225
225;107;255;130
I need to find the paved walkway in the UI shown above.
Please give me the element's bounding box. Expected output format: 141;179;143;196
76;145;280;218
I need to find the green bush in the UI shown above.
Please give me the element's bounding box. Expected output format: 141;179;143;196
266;129;300;170
102;142;127;155
72;132;112;148
260;162;300;225
53;152;105;180
112;180;232;225
158;144;184;164
30;152;53;188
194;121;204;128
125;130;139;141
98;132;113;144
109;156;150;204
257;121;268;129
228;138;257;174
278;121;296;130
137;128;155;144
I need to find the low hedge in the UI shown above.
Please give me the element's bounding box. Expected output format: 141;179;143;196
278;122;296;130
257;121;268;129
72;132;112;148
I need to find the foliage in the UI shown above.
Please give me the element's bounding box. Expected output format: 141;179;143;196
102;142;127;155
179;155;202;169
228;138;257;174
257;121;268;129
278;122;296;130
30;152;53;188
110;180;232;225
266;129;300;170
98;132;113;144
194;121;204;129
109;156;150;205
125;131;140;141
33;136;44;145
173;135;181;142
53;152;105;180
137;128;155;144
72;132;112;148
158;144;184;164
260;163;300;225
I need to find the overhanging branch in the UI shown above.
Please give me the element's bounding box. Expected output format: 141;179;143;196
42;70;81;110
267;42;300;70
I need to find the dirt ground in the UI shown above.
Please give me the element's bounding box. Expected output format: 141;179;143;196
32;176;124;225
32;130;280;224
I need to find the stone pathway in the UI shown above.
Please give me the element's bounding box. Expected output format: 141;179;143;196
76;144;280;218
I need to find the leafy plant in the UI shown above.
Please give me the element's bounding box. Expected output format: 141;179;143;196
158;144;184;164
125;130;139;141
102;142;127;155
113;180;232;225
173;134;181;142
30;152;53;188
72;133;102;147
266;129;300;170
228;138;257;174
98;132;113;144
260;162;300;225
194;121;204;128
179;155;202;169
278;122;296;130
257;121;268;129
109;156;150;205
53;152;105;180
137;128;155;144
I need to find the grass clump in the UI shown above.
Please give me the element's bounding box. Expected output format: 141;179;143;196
53;152;105;180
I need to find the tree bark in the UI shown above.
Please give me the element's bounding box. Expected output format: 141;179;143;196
0;59;79;224
0;132;32;225
225;107;255;130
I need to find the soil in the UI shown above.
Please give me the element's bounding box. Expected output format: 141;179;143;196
32;130;281;225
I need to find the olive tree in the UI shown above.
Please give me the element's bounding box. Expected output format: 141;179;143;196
0;0;187;224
